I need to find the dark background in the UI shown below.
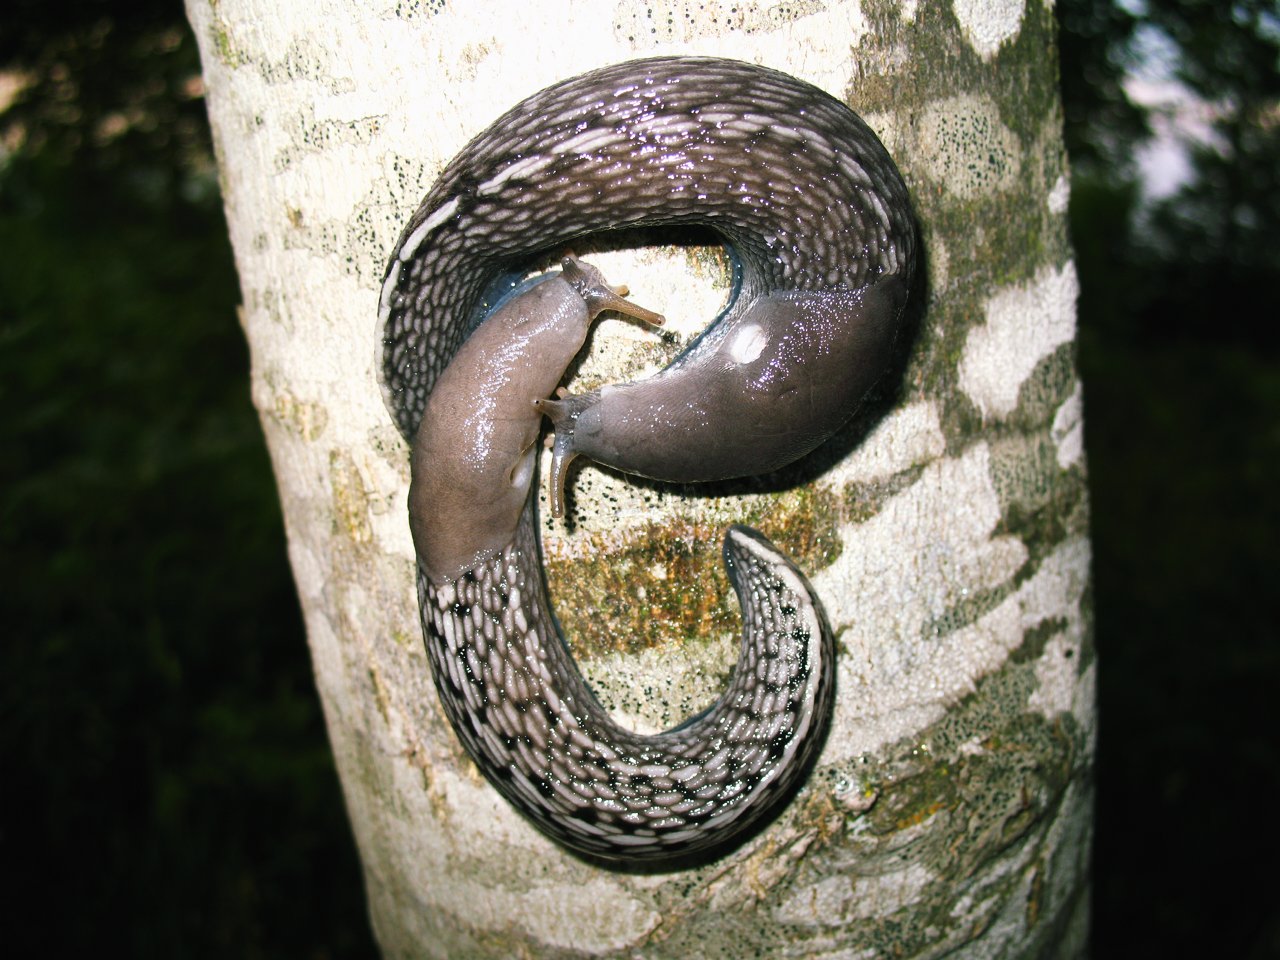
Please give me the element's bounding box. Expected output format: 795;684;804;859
2;1;1275;956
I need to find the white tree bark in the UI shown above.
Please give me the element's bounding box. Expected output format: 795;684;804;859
187;0;1093;956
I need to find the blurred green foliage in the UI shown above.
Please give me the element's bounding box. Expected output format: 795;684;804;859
0;1;375;955
1063;0;1280;956
1;0;1276;956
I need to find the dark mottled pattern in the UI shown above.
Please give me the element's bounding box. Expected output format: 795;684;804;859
379;56;915;440
417;514;833;861
379;57;915;862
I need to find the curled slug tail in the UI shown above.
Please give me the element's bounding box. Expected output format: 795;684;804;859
723;523;775;561
716;523;835;818
722;524;811;605
560;257;665;327
721;522;832;698
534;392;596;517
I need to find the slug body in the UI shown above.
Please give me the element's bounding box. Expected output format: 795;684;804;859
409;258;660;582
538;279;905;509
379;57;917;863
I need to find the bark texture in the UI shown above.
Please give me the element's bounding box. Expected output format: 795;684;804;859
187;0;1093;955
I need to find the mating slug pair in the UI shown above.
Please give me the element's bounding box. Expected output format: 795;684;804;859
378;56;916;863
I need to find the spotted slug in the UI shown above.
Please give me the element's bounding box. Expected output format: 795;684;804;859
378;57;916;863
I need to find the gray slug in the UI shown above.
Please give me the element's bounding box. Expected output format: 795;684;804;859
378;57;916;863
409;257;663;582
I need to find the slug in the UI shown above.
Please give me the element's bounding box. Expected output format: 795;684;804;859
378;57;916;863
409;257;664;582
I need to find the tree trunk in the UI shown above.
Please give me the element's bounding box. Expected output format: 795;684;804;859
186;0;1093;956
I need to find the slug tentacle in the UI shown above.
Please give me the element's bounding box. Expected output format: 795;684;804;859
560;257;666;329
379;57;917;864
532;390;594;519
408;256;661;583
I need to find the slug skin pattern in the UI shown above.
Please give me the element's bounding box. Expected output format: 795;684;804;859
378;57;916;863
424;513;834;861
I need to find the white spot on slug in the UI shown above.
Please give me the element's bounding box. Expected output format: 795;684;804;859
728;323;767;364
